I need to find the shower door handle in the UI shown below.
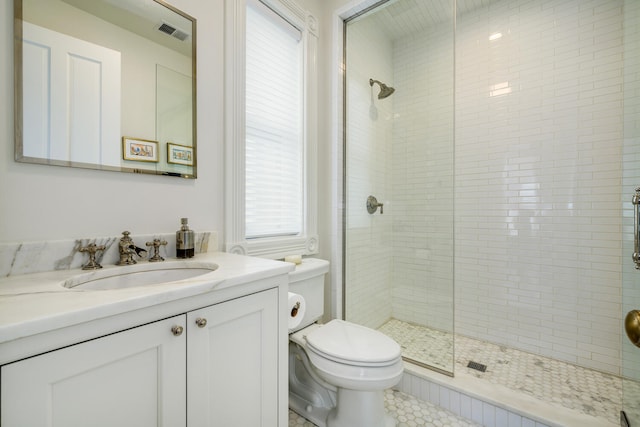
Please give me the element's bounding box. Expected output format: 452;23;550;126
367;195;383;214
633;188;640;269
626;310;640;348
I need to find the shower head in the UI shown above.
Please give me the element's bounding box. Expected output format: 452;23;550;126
369;78;395;99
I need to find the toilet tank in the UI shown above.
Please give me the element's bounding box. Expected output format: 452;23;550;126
288;258;329;331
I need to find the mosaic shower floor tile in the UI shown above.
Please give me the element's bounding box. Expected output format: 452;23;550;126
380;318;624;425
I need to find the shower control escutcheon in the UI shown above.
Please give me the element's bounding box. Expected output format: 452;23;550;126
367;195;384;214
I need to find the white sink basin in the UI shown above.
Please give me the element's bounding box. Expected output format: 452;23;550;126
63;262;218;290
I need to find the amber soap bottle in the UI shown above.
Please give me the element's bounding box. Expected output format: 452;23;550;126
176;218;195;258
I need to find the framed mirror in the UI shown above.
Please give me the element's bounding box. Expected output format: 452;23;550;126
14;0;197;178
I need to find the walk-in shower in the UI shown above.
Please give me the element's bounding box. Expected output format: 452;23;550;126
342;0;640;424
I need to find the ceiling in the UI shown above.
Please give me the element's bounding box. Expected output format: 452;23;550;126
348;0;501;41
62;0;193;55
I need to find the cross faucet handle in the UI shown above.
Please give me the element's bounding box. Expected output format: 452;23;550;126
80;243;106;270
146;239;168;262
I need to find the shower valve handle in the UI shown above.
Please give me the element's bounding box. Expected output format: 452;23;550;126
367;195;384;215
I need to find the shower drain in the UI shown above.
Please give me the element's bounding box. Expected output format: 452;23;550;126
467;361;487;372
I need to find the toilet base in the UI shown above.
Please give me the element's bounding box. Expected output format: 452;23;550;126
289;392;332;427
327;388;396;427
289;341;336;427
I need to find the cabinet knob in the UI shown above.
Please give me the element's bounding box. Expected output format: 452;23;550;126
195;318;207;328
171;325;184;336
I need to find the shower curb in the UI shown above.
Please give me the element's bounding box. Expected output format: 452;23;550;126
396;363;618;427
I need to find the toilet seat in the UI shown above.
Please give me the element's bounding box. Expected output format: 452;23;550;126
305;320;401;367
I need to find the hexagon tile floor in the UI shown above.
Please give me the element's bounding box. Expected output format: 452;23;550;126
288;389;481;427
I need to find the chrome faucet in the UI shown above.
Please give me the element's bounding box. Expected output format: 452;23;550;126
116;231;148;265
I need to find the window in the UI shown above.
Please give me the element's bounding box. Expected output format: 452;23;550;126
245;0;302;239
224;0;319;258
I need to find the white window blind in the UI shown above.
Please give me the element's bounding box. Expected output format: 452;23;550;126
245;0;303;239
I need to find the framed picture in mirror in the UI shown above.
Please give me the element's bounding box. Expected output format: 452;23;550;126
167;143;194;166
122;137;159;163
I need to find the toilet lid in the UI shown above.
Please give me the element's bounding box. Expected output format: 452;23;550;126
305;320;401;366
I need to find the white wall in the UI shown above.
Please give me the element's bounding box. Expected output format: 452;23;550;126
0;0;223;244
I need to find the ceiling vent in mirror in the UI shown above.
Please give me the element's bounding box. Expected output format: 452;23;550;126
157;22;190;42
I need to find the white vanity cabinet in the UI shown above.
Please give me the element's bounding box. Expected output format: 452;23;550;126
1;287;281;427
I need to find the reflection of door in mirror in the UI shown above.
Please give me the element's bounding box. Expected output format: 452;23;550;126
22;22;121;166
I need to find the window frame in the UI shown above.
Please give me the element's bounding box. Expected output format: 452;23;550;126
224;0;319;259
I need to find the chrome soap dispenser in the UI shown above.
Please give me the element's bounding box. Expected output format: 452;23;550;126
176;218;195;258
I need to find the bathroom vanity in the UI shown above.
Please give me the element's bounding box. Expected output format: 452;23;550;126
0;252;293;427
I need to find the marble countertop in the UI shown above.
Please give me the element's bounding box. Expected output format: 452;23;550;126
0;252;294;346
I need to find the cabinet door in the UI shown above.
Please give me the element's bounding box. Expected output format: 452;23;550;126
187;288;279;427
1;315;187;427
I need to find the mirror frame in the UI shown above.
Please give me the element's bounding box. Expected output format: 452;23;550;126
13;0;198;179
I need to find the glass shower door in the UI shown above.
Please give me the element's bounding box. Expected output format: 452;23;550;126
343;0;455;375
622;0;640;423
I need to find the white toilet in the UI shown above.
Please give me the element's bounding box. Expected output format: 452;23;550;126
288;258;403;427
